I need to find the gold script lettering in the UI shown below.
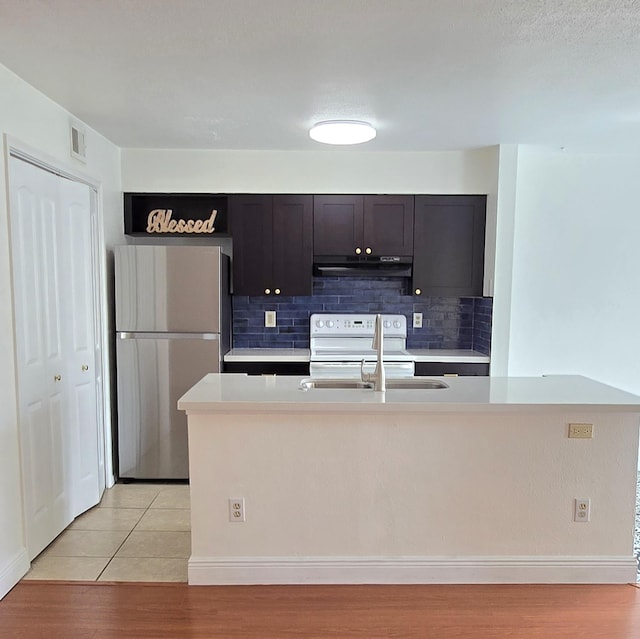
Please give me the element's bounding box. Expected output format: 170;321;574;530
146;209;218;234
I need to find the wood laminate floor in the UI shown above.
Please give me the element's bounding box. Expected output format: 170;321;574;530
1;582;640;638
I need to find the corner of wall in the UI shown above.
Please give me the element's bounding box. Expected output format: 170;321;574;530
488;145;519;375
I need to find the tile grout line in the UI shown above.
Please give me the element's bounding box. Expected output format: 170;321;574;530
94;490;161;582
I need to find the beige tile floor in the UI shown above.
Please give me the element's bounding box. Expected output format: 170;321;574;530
22;483;191;582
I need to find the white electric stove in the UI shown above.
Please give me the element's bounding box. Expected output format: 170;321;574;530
309;313;415;378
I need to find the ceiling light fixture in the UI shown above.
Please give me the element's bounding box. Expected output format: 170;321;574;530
309;120;376;145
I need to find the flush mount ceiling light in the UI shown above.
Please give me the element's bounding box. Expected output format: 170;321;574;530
309;120;376;145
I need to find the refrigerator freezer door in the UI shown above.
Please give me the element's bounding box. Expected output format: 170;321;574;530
116;333;221;479
115;245;228;333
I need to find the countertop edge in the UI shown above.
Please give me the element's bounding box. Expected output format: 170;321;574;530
179;401;640;414
223;348;490;363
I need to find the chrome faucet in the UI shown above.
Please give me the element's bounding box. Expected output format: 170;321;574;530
361;313;386;392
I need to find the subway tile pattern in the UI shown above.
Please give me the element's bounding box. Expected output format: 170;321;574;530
472;296;493;355
233;277;493;352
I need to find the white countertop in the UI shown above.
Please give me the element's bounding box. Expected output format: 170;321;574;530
408;349;489;363
178;373;640;414
223;348;488;363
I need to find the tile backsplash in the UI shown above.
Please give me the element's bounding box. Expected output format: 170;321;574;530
232;277;492;354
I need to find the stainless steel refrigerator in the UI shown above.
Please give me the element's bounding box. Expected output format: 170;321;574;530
114;245;231;479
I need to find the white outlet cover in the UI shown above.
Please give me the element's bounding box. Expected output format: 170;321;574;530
228;497;245;522
573;498;591;522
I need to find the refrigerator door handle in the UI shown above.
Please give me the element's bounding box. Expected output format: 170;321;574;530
117;332;220;340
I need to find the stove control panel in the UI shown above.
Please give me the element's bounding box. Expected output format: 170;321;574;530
310;313;407;337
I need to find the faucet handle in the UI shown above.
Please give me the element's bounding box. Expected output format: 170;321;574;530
360;359;371;382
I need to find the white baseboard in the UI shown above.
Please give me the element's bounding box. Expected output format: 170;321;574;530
188;555;637;585
0;548;30;599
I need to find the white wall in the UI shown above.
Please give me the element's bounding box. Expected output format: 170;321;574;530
188;407;639;584
0;63;122;598
489;145;519;375
122;147;498;194
502;146;640;395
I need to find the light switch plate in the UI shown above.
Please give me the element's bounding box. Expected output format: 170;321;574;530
413;312;423;329
265;310;276;327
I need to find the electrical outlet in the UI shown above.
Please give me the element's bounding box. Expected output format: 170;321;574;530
568;423;593;439
228;497;245;522
265;310;276;327
573;498;591;522
413;312;423;329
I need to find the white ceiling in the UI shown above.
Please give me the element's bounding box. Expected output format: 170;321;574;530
1;0;640;152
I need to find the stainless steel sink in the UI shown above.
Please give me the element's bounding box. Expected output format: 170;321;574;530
298;378;373;391
298;377;449;391
385;378;449;390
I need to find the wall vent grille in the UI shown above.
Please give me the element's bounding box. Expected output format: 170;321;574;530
70;122;86;162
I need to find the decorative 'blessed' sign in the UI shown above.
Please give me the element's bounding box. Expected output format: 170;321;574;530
146;209;217;234
124;193;229;236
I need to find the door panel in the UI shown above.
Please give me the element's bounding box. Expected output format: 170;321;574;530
229;196;274;296
60;178;100;517
115;245;224;332
313;195;364;256
117;335;220;479
363;195;414;256
9;157;102;561
272;195;313;296
413;195;486;296
10;162;73;559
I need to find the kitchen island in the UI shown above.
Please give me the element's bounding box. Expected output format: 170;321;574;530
178;374;640;585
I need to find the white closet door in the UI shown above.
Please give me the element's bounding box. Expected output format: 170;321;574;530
58;176;101;517
9;157;101;559
10;159;73;558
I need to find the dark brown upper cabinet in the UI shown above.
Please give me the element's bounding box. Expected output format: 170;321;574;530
412;195;486;297
313;195;414;257
231;194;313;296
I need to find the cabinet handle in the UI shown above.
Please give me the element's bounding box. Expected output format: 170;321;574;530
54;374;62;382
365;247;372;255
355;247;362;255
82;365;89;371
415;288;422;295
274;288;281;295
264;288;271;295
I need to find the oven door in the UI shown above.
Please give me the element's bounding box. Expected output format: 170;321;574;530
309;361;414;379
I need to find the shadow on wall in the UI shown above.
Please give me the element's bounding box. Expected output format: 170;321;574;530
232;276;492;352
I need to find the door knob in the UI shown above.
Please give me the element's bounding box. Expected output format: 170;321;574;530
82;365;89;371
274;288;281;295
264;288;271;295
54;374;62;382
365;247;372;254
355;247;362;255
415;288;422;295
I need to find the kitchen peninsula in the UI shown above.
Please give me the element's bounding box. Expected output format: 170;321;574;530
178;374;640;585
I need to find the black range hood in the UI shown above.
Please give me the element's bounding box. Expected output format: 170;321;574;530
313;255;412;277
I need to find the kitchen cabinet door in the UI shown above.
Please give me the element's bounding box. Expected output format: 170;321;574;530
412;195;486;297
230;195;273;296
313;195;364;256
314;195;414;257
231;194;313;296
363;195;414;256
272;195;313;295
